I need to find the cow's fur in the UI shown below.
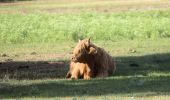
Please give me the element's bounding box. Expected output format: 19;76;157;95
66;61;94;80
71;39;116;77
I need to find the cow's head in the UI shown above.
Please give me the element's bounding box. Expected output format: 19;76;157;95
71;38;97;62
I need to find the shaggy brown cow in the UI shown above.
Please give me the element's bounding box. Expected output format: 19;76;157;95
66;61;94;80
71;38;116;77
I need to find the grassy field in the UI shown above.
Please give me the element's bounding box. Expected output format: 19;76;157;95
0;0;170;99
1;10;170;43
0;39;170;99
1;0;170;43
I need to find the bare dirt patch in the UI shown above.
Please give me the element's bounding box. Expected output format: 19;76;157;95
1;0;170;14
0;52;71;79
0;60;70;80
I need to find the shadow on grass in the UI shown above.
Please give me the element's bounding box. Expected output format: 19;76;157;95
0;60;70;79
0;76;170;98
116;53;170;76
0;53;170;98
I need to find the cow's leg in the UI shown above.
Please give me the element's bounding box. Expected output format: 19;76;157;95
83;67;93;80
71;67;80;80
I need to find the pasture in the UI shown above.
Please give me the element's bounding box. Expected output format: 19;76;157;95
0;0;170;99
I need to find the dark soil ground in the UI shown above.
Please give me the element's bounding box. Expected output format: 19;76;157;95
0;60;69;79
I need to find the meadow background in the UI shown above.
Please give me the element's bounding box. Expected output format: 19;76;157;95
0;0;170;99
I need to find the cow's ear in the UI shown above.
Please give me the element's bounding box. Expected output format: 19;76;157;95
85;38;90;47
89;46;97;55
88;38;90;44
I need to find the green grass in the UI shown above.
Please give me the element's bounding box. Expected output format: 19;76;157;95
1;0;170;99
0;39;170;99
0;76;170;99
1;0;170;44
1;38;170;61
1;10;170;44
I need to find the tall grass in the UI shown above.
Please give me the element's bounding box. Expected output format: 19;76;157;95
0;10;170;44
